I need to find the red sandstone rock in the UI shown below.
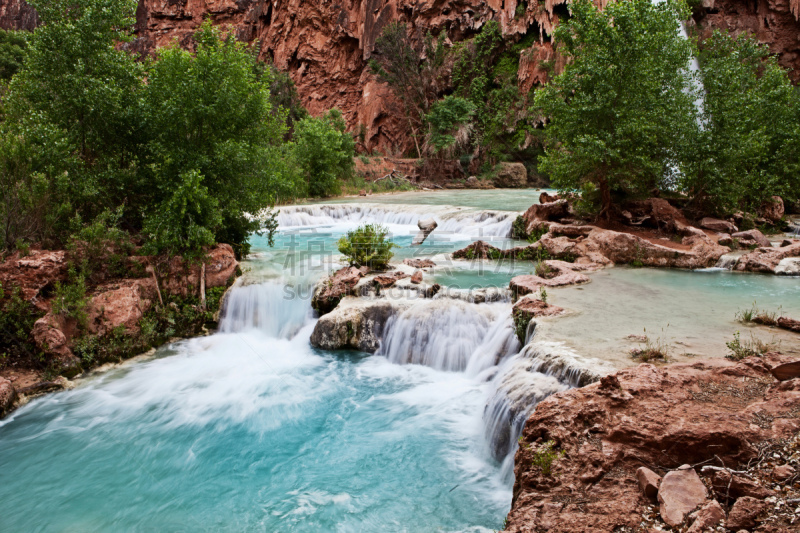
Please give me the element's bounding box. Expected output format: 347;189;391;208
372;271;409;288
402;258;435;269
735;241;800;273
710;470;775;500
759;196;785;222
203;244;239;288
732;229;772;248
777;317;800;333
311;266;364;315
539;192;559;204
771;464;795;481
686;500;725;533
509;262;590;298
31;312;81;378
410;270;422;284
726;496;768;530
521;200;570;233
504;355;800;533
86;280;155;336
636;467;661;500
770;360;800;381
512;295;564;321
0;377;17;417
700;217;738;233
492;162;527;188
0;249;69;304
658;466;708;527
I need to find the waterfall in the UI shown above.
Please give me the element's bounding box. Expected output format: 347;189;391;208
714;253;740;270
219;280;312;338
277;204;516;238
376;300;520;374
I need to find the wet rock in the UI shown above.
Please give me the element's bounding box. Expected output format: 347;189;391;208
732;229;771;248
512;295;564;320
726;496;768;530
311;266;364;315
735;240;800;274
686;500;725;533
539;192;559;204
452;240;503;260
759;196;784;223
410;270;423;284
412;218;437;246
492;162;527;188
771;464;795;481
701;217;738;233
769;360;800;381
636;467;661;500
403;258;436;269
0;378;17;417
310;299;407;352
710;470;775;500
509;262;590;298
657;466;708;527
372;271;409;288
776;317;800;334
521;199;570;232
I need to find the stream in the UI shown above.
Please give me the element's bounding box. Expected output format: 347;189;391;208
0;190;797;532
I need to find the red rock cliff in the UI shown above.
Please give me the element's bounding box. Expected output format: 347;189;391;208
2;0;799;152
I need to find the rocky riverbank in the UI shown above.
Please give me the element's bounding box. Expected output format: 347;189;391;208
0;244;240;417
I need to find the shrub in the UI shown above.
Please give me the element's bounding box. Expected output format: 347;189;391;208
726;330;778;360
52;269;89;329
629;327;670;362
0;283;44;369
337;224;395;270
530;440;565;476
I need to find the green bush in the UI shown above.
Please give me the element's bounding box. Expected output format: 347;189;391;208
52;269;89;329
294;109;355;197
0;283;44;370
337;224;395;270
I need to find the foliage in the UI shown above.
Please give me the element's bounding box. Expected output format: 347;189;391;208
337;224;395;270
425;96;476;154
629;327;670;362
534;0;697;217
369;23;449;157
529;440;565;476
0;283;44;370
684;31;800;215
0;29;27;82
293;109;355;198
511;215;529;240
725;330;778;360
52;269;89;329
735;301;781;327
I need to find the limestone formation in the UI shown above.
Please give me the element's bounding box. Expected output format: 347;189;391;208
735;240;800;273
412;218;437;246
311;266;364;315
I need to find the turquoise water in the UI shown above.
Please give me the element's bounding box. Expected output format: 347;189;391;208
301;189;552;212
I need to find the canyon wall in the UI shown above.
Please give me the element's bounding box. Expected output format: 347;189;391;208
1;0;799;153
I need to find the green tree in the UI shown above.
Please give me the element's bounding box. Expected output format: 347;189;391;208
425;96;476;154
534;0;697;217
0;29;27;83
684;30;800;215
141;20;291;256
293;109;355;197
337;224;395;270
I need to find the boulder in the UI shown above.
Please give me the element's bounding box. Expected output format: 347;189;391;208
770;360;800;381
636;467;661;500
657;466;708;527
509;262;590;298
512;295;564;320
710;470;775;499
309;299;406;352
700;217;737;234
735;241;800;273
86;280;154;336
311;266;364;315
718;233;733;246
732;229;771;248
759;196;784;222
372;271;409;288
726;496;768;530
539;192;559;204
410;270;423;284
359;189;367;196
0;378;17;417
31;313;82;378
203;244;239;288
627;198;687;232
771;465;795;481
161;243;239;297
0;249;69;304
776;317;800;333
521;199;570;232
492;162;527;188
403;258;436;269
452;240;503;260
686;500;725;533
412;218;437;246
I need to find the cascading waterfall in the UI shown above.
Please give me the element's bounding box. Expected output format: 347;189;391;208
219;280;312;338
277;204;516;238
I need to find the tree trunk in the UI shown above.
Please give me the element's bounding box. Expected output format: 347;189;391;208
598;177;613;220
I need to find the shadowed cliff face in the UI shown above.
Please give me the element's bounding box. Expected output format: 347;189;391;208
1;0;799;152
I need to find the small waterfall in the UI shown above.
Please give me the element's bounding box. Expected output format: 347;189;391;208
376;300;520;374
277;204;516;238
219;280;312;339
715;253;740;270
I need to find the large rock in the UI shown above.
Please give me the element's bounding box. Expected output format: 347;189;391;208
86;280;155;336
403;258;436;269
521;199;570;233
311;266;364;315
759;196;784;222
770;360;800;381
636;467;661;500
371;271;409;288
309;298;406;352
411;218;437;246
709;470;774;499
686;500;725;533
726;496;768;530
492;162;527;188
203;244;239;288
735;240;800;273
31;313;82;378
509;262;590;298
700;217;737;233
504;354;800;533
0;249;69;304
732;229;771;248
161;243;238;296
657;466;708;527
0;378;17;417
